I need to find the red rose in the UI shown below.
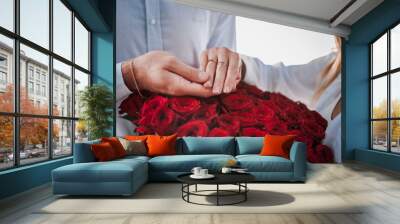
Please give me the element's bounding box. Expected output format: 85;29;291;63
241;127;267;137
208;128;230;137
254;101;276;122
239;83;264;97
215;114;240;135
309;110;328;129
119;94;144;120
263;117;287;134
150;105;177;135
308;144;334;163
177;120;209;136
230;111;259;127
220;92;254;111
300;119;325;140
192;103;218;123
135;125;153;135
141;95;168;117
169;97;201;114
295;135;315;149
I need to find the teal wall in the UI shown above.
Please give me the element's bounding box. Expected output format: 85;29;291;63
344;0;400;171
0;0;115;200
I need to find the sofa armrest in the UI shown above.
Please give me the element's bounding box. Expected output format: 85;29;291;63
73;140;99;163
289;141;307;181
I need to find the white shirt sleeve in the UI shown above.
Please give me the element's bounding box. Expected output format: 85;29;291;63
207;14;236;50
241;53;335;106
116;62;136;136
116;62;131;105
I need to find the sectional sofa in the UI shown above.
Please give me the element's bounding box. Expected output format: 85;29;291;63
52;137;307;196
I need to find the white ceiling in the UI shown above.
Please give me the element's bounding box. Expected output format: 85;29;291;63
226;0;352;23
175;0;384;37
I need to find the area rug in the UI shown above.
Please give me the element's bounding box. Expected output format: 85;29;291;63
37;183;362;214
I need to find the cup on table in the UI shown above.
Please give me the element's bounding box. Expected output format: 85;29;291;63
199;169;208;176
221;167;232;174
191;167;202;176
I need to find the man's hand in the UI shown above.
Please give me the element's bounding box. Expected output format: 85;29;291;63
122;51;213;97
200;47;242;94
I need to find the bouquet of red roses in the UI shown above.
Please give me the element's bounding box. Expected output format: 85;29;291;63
119;82;334;163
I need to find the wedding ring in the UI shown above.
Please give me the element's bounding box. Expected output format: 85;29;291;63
208;59;217;63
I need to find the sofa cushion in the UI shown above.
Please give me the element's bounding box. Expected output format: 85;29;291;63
53;158;147;183
236;155;293;172
235;137;263;155
73;140;100;163
91;142;118;161
179;137;235;155
149;154;235;172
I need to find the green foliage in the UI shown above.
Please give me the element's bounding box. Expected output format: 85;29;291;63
79;84;113;140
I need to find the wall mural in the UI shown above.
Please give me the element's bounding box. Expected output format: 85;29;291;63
116;0;341;163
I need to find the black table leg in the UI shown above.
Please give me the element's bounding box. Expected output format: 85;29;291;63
245;183;247;201
216;184;219;206
195;184;198;192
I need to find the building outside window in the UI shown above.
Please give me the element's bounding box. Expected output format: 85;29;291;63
0;0;91;170
371;23;400;154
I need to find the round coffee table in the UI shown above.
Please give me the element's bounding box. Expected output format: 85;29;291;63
177;173;255;206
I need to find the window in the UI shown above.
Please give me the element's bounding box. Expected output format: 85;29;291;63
0;71;6;85
28;67;34;80
371;23;400;154
28;81;34;94
0;0;91;170
0;0;14;32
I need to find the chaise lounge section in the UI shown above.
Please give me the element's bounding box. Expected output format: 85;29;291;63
52;137;306;196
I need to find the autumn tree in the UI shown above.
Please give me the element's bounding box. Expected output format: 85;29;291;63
0;85;59;152
372;99;400;144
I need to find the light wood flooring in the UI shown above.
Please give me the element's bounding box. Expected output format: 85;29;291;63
1;162;400;224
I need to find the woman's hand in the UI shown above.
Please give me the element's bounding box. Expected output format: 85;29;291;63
200;47;243;94
122;51;213;97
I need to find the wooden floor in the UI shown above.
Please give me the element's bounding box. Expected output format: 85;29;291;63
1;162;400;224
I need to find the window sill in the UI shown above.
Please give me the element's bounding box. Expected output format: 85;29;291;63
0;156;72;176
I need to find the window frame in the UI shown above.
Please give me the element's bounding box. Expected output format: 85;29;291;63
0;0;91;171
370;21;400;154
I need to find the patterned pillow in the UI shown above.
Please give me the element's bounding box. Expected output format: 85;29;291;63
118;138;147;156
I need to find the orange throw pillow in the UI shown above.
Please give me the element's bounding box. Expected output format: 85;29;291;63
101;137;127;158
91;142;117;161
260;135;296;159
146;134;177;157
125;135;148;141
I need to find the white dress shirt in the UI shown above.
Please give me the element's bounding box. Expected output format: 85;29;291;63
242;53;342;162
116;0;236;136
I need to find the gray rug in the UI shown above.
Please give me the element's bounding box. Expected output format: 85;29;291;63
38;183;362;214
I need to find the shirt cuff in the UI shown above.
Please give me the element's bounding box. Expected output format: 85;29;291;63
241;54;259;87
116;62;131;107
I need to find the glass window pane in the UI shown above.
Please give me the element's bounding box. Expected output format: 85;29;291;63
0;34;14;112
391;120;400;153
20;44;49;115
392;24;400;70
391;72;400;118
372;77;387;119
53;0;72;60
0;116;14;170
20;0;49;49
372;33;387;76
0;0;14;31
20;117;49;165
53;119;72;157
74;18;89;70
372;121;388;151
74;69;89;117
75;120;88;143
53;59;72;117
